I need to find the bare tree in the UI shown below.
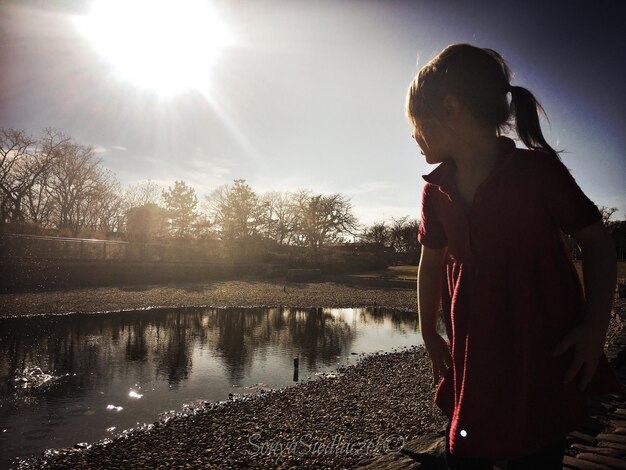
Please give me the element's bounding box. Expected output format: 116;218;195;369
598;205;618;227
79;168;125;234
0;128;69;228
46;140;105;235
123;179;164;210
23;164;56;229
292;190;360;249
389;216;419;254
261;190;298;245
361;221;390;247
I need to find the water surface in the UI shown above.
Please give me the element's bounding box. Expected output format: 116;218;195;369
0;306;436;467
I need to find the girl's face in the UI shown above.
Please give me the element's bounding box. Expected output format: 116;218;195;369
412;117;452;165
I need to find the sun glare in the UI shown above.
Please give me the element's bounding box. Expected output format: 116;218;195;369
75;0;232;95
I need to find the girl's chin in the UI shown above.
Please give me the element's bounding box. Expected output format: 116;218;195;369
424;155;442;164
424;153;449;165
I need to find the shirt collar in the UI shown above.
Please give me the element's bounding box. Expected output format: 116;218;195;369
421;136;517;190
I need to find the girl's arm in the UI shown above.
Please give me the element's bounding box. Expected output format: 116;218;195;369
417;183;452;385
551;219;617;391
417;245;447;341
573;219;618;333
418;244;452;386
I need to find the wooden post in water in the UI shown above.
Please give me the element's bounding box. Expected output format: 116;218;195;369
293;357;299;382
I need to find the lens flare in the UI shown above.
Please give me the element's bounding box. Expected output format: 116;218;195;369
75;0;233;96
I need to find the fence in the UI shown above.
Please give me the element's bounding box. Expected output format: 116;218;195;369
0;234;252;292
0;233;127;261
0;233;223;263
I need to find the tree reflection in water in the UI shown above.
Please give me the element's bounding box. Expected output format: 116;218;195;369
0;306;419;467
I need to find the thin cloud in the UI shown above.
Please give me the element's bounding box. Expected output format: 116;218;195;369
343;181;395;196
92;144;127;154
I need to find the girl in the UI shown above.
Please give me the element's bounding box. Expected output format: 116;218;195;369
407;44;622;469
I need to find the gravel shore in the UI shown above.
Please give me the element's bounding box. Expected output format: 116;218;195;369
0;278;417;318
5;279;625;469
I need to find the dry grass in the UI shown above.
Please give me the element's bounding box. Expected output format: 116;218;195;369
358;261;626;284
353;265;417;280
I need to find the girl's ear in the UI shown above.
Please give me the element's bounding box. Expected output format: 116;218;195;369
442;94;461;120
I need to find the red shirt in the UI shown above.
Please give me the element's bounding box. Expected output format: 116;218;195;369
417;136;623;460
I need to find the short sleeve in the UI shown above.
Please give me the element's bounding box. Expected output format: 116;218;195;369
418;184;448;248
537;153;603;235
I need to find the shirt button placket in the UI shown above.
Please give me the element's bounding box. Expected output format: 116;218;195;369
469;191;484;255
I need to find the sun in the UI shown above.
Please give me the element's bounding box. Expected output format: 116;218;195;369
75;0;233;96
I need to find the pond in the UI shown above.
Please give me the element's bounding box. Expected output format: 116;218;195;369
0;306;443;467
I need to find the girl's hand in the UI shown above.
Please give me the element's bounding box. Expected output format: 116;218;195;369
551;320;607;392
423;332;453;386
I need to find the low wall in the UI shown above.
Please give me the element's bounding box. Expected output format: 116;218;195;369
0;260;248;293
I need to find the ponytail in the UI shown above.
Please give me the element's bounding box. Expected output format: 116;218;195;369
509;85;562;160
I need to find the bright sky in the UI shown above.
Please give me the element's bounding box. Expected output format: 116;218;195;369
1;0;624;225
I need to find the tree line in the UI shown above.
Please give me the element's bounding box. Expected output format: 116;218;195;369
0;128;422;254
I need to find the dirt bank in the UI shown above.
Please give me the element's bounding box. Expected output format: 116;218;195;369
0;278;418;318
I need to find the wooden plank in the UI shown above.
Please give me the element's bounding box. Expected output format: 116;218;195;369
588;400;616;412
579;420;607;435
596;433;626;444
607;393;626;400
598;440;626;451
570;443;626;456
576;452;626;470
562;455;612;470
567;431;598;445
